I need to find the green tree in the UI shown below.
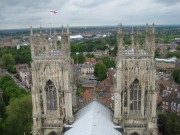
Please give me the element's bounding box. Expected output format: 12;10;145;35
85;53;95;58
94;63;107;81
0;94;5;134
0;117;5;134
167;112;180;135
0;75;30;134
1;54;16;73
0;96;5;118
164;37;170;43
76;85;84;96
72;53;85;64
57;40;61;48
0;46;31;67
176;46;180;51
155;50;161;58
0;59;4;69
101;56;115;68
166;52;180;58
96;88;100;94
167;47;171;51
0;75;28;104
5;95;32;135
123;35;131;45
78;53;85;63
158;113;168;135
172;69;180;84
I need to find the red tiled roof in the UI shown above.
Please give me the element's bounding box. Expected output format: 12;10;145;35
81;89;93;101
157;94;163;105
85;58;96;63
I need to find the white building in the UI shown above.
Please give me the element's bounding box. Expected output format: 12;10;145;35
79;63;95;74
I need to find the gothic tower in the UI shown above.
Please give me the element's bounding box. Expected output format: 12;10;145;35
30;26;75;135
114;23;157;135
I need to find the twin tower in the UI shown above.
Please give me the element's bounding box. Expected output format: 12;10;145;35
30;26;76;135
31;24;157;135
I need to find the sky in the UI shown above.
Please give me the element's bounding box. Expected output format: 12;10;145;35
0;0;180;29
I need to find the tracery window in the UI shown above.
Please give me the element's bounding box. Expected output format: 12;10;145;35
131;132;139;135
49;132;57;135
46;80;57;110
130;79;141;111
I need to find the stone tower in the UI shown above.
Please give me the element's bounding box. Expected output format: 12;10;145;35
114;23;157;135
30;26;75;135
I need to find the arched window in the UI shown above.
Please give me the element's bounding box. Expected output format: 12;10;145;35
130;79;141;111
49;132;57;135
45;80;57;110
131;132;139;135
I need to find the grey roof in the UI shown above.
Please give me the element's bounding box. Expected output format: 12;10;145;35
163;94;180;104
64;101;121;135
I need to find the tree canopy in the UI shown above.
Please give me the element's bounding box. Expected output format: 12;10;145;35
0;75;28;104
85;53;95;58
1;54;16;73
172;69;180;84
101;56;115;68
167;112;180;135
0;75;31;135
158;112;180;135
0;46;31;73
5;95;32;135
166;52;180;58
71;53;85;64
76;85;84;96
94;63;107;81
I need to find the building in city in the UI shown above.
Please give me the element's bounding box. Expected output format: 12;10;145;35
113;24;157;135
31;24;158;135
79;63;95;74
30;26;76;135
16;64;31;88
161;94;180;115
155;57;177;74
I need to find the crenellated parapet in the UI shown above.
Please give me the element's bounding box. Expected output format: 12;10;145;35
30;25;71;60
117;23;155;58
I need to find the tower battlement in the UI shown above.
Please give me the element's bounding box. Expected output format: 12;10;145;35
117;23;155;58
30;25;70;60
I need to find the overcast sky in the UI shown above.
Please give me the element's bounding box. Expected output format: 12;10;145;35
0;0;180;29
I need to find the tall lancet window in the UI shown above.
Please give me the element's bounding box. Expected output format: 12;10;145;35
45;80;57;110
130;79;141;111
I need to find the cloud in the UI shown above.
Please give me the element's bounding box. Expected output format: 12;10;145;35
0;0;180;29
70;0;111;8
154;0;180;5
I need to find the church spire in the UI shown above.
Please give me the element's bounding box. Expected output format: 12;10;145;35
61;25;70;55
67;24;69;33
61;25;64;33
45;36;49;55
39;22;42;34
145;23;149;51
53;28;57;49
30;26;34;57
117;23;123;55
131;26;135;50
49;23;52;38
135;28;140;54
152;22;155;35
151;23;155;55
30;26;33;36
